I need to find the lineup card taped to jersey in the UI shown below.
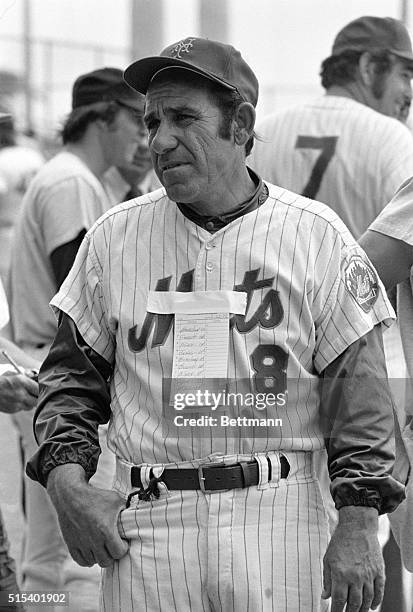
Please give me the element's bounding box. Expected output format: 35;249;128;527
147;290;247;402
173;312;229;380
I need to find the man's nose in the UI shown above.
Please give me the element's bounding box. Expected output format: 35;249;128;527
150;121;177;154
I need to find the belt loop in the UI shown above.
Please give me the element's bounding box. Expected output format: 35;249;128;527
255;455;270;490
140;465;170;497
114;458;134;498
140;465;153;488
267;453;283;488
152;466;169;495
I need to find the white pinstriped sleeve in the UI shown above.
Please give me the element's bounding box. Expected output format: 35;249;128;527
313;244;395;372
50;227;115;365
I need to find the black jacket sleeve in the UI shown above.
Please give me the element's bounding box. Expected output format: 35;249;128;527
26;312;112;487
50;229;87;289
320;324;405;514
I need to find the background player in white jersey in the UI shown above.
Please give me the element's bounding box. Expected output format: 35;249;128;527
27;38;405;612
0;273;38;612
250;15;413;240
7;67;144;611
360;179;413;574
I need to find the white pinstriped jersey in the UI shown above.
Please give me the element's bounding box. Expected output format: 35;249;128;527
51;183;394;465
250;96;413;238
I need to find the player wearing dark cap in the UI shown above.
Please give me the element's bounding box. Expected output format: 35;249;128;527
251;15;413;238
8;67;144;611
27;38;404;612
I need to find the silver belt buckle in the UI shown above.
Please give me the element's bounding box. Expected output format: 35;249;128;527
198;461;226;493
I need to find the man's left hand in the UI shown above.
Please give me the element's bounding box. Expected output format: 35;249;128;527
322;505;384;612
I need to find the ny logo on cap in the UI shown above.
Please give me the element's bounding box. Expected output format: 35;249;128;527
169;38;195;59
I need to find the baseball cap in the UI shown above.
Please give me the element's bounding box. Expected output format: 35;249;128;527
124;37;259;107
332;16;413;63
72;67;143;111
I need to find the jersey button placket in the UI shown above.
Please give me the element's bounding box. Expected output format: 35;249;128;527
194;241;208;289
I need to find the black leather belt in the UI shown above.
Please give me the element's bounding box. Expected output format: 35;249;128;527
130;456;289;492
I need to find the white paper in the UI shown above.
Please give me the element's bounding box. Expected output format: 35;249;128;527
147;290;247;315
172;312;229;379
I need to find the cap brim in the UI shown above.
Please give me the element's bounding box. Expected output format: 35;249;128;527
116;97;144;111
391;49;413;64
124;56;235;95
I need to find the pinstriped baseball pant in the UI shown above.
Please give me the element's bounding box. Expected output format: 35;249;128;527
102;452;329;611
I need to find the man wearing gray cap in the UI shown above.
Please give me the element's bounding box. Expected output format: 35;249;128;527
26;38;404;611
250;15;413;239
8;67;144;609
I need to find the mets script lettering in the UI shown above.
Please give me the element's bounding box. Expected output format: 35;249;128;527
128;268;284;353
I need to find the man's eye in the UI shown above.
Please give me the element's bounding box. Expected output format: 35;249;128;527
176;114;193;122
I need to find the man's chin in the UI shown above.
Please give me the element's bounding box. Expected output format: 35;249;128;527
163;184;192;203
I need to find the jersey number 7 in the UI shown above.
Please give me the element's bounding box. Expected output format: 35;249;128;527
295;136;338;199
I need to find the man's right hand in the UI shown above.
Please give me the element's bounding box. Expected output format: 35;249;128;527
47;463;129;568
0;371;38;413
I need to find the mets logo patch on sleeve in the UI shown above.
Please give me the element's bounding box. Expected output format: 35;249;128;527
343;255;379;313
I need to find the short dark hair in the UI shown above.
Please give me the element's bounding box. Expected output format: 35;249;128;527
206;82;256;156
61;101;120;144
320;49;393;90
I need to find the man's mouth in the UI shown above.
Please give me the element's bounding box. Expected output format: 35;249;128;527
161;162;185;171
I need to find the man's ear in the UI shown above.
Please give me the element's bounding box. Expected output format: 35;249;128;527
94;118;109;133
233;102;255;146
358;52;376;87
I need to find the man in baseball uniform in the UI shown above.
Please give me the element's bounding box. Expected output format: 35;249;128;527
250;15;413;240
7;68;144;609
27;38;404;612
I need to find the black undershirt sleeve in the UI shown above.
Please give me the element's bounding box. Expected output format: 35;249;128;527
50;229;87;289
320;324;405;514
26;312;112;487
